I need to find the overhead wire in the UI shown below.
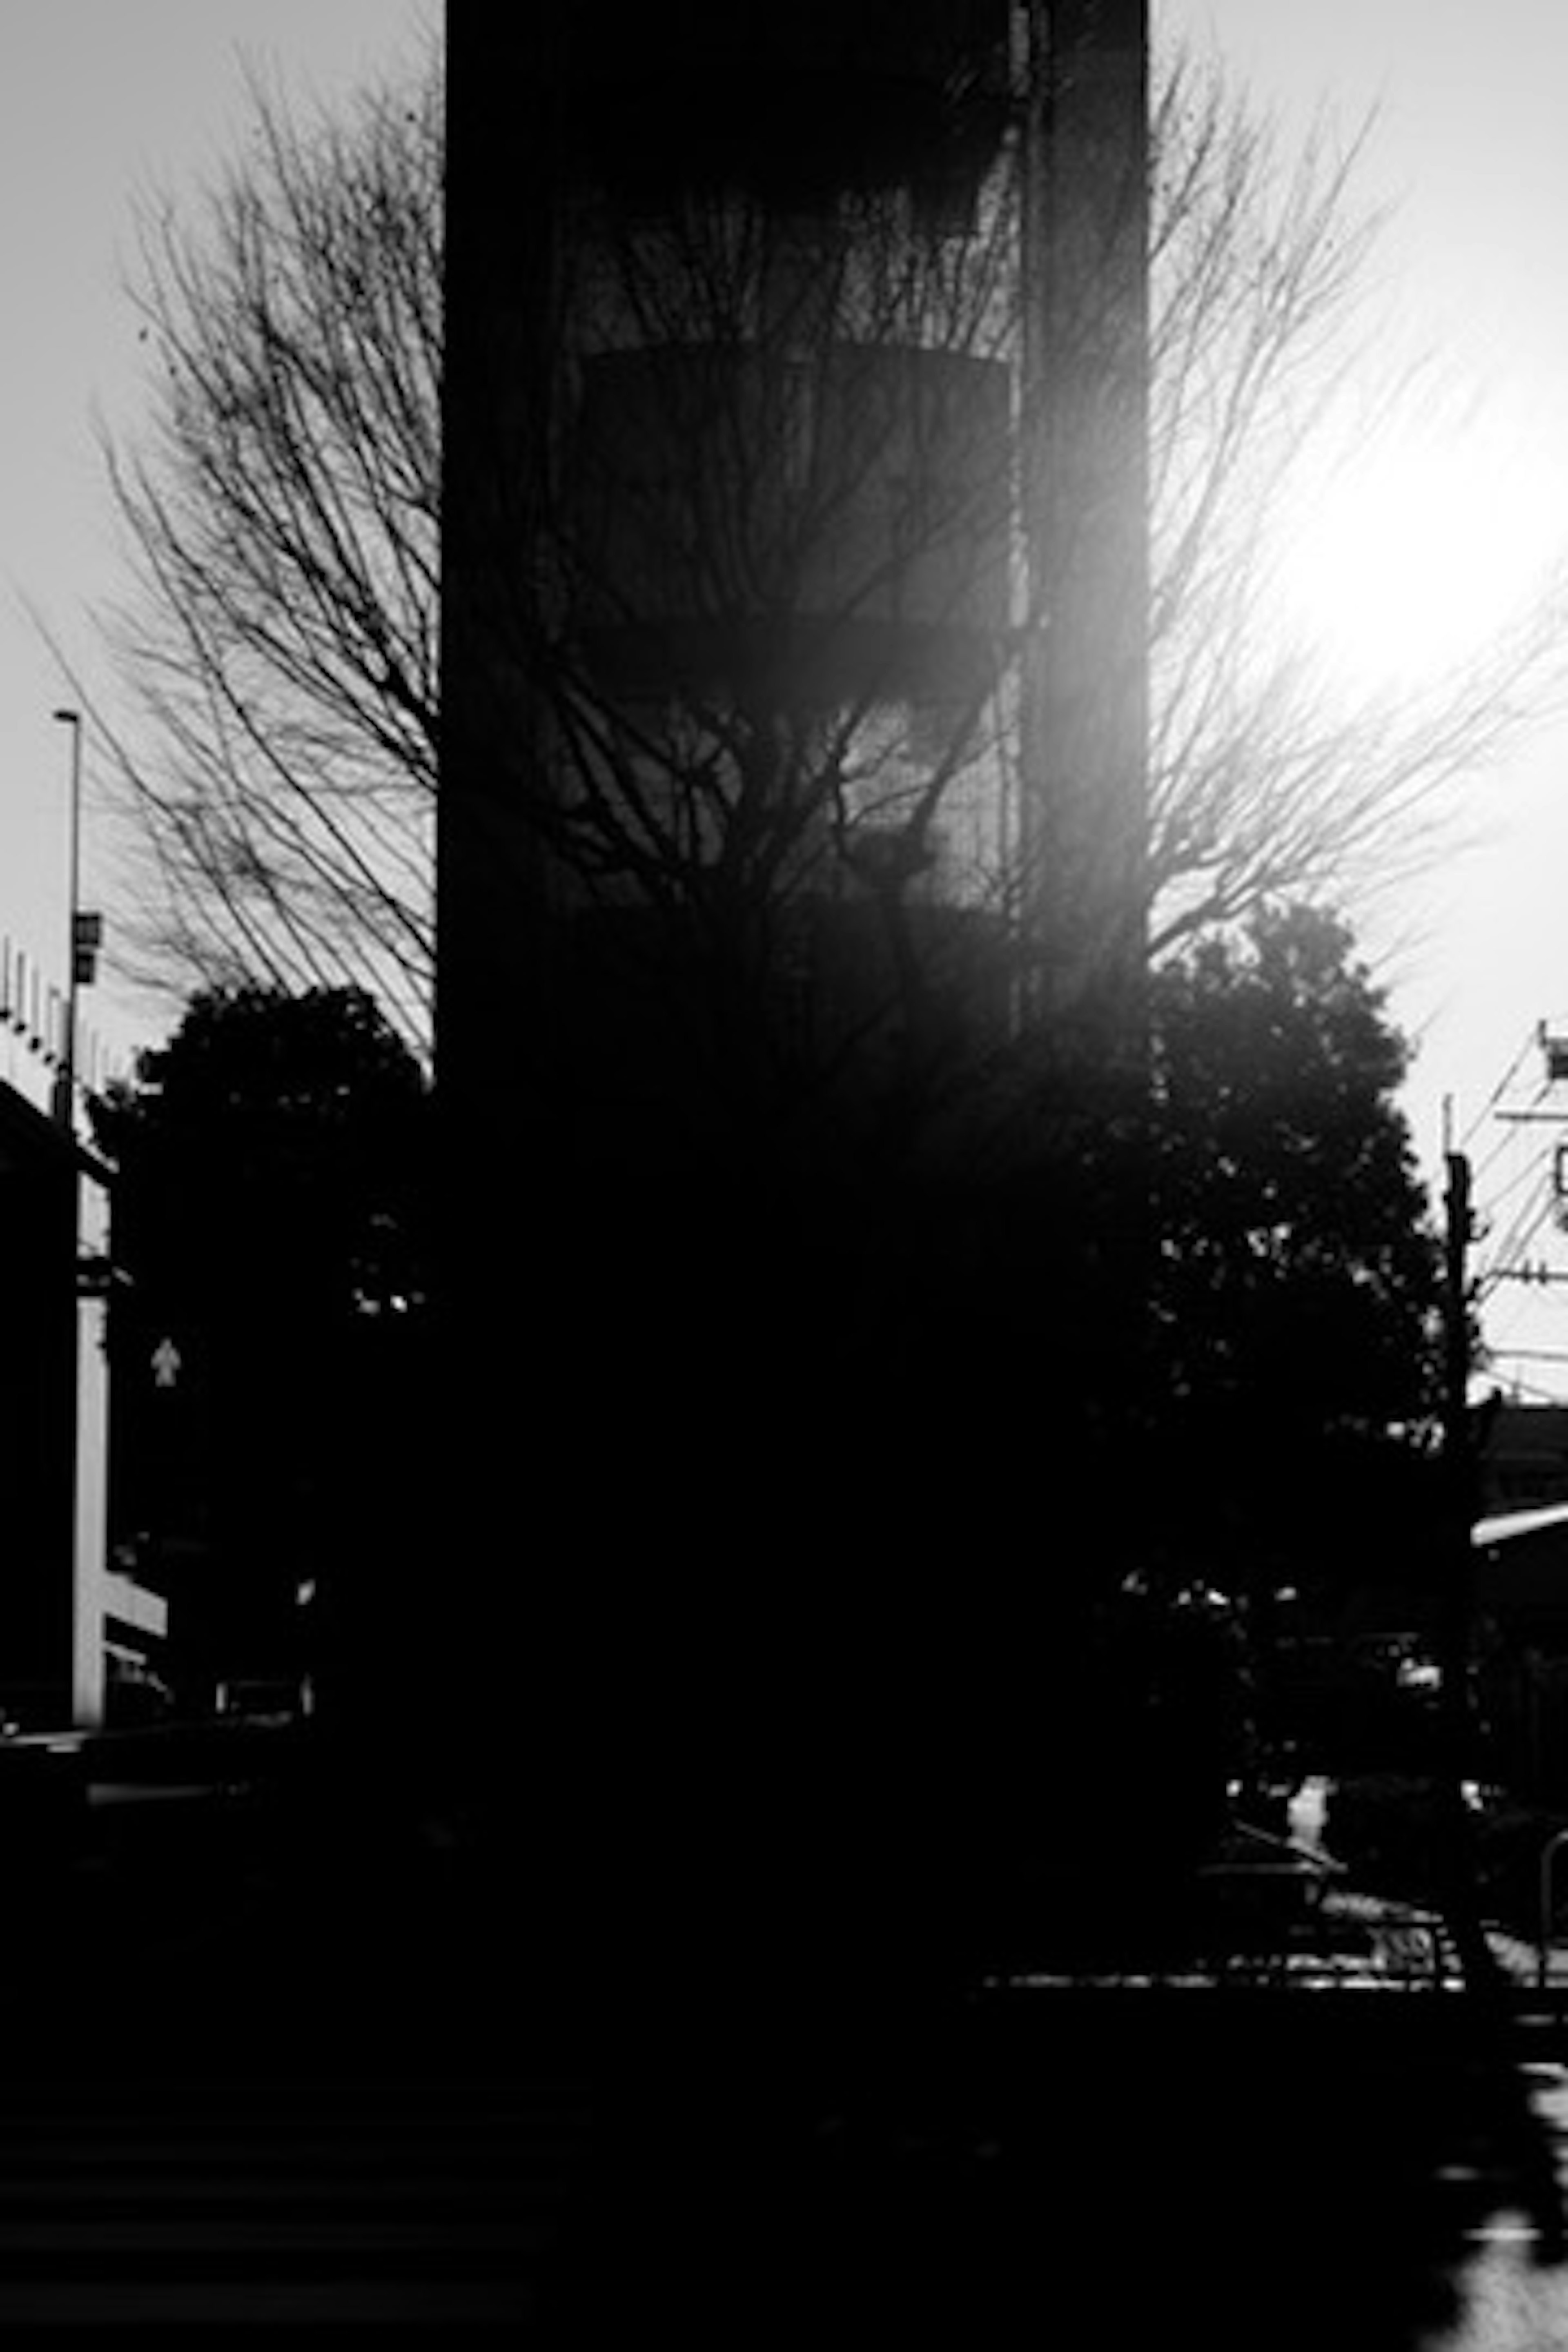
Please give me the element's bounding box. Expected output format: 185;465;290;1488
1459;1025;1552;1154
1463;1031;1568;1341
1477;1140;1555;1224
1479;1154;1556;1260
1473;1100;1567;1399
1479;1193;1559;1304
1468;1079;1558;1193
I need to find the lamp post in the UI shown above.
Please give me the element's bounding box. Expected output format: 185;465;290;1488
51;708;82;1133
49;707;105;1723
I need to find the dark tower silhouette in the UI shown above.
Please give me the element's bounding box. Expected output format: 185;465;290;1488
439;0;1149;2038
1020;0;1149;1040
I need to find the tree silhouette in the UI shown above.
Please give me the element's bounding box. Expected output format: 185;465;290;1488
91;985;431;1715
1148;902;1445;1568
59;38;1566;1033
929;904;1449;1949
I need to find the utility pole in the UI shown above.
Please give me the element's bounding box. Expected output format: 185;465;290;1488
1442;1149;1480;1664
50;709;82;1134
1443;1149;1473;1502
47;708;113;1724
1439;1144;1477;1794
1438;1146;1502;1996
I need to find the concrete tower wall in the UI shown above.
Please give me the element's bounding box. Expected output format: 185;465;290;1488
436;0;1151;2027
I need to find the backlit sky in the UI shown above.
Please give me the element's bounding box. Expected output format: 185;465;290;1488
0;0;431;1103
1171;0;1568;1393
4;3;1568;1384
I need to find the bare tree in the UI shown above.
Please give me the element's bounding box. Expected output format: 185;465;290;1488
73;36;1566;1055
74;52;442;1045
1141;62;1567;951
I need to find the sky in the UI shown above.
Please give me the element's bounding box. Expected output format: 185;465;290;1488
1168;0;1568;1393
4;2;1568;1385
0;0;431;1104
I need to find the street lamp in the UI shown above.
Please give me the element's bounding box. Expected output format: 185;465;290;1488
50;708;82;1133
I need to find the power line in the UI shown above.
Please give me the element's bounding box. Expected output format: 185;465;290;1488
1476;1108;1568;1273
1479;1185;1559;1298
1460;1027;1554;1153
1477;1140;1553;1222
1472;1115;1545;1194
1482;1208;1555;1292
1483;1281;1568;1394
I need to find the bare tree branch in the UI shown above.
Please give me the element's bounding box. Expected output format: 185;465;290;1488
69;34;1568;1073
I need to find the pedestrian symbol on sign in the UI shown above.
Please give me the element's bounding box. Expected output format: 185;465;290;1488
151;1336;182;1390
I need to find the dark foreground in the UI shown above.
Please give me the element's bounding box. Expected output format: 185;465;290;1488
0;1733;591;2338
4;1738;1568;2344
591;1988;1568;2348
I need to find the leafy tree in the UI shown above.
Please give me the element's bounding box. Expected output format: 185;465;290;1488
786;903;1451;1972
1132;907;1513;1989
1147;902;1445;1581
94;984;429;1312
91;985;432;1714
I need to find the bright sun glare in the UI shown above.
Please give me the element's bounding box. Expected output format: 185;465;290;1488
1270;421;1561;697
